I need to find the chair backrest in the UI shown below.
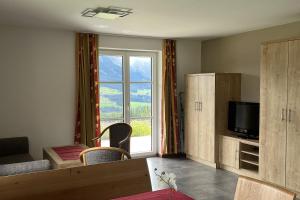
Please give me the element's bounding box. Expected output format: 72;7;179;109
79;147;131;166
106;123;132;153
234;176;296;200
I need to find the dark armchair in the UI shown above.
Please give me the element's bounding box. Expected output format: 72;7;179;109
0;137;51;176
92;123;132;153
0;137;33;164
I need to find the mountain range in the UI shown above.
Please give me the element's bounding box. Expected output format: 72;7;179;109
99;55;151;82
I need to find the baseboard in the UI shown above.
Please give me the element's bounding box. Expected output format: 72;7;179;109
186;155;217;168
219;164;260;180
159;153;186;158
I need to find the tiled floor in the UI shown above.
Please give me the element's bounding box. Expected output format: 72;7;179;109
147;157;299;200
147;157;238;200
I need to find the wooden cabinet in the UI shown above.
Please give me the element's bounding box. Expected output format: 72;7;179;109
219;135;239;169
260;38;300;192
286;40;300;192
198;75;215;163
219;135;260;179
185;76;199;157
184;73;241;167
260;42;288;187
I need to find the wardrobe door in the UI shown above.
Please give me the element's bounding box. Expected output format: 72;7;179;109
198;75;215;162
286;40;300;192
184;75;199;158
260;42;288;187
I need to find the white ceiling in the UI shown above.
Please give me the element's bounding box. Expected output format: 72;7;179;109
0;0;300;39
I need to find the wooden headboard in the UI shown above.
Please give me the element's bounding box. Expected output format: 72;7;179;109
0;158;152;200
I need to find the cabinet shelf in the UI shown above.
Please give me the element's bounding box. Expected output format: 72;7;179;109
240;142;259;173
241;150;259;157
241;159;259;166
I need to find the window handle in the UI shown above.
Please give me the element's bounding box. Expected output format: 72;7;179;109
127;103;130;112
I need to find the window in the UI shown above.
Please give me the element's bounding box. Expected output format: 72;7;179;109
99;50;157;156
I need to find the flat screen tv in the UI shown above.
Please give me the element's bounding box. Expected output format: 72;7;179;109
228;101;259;139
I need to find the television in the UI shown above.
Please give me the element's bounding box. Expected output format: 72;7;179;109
228;101;259;139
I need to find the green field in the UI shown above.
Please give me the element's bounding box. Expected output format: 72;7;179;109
100;86;151;138
130;120;151;136
100;119;151;140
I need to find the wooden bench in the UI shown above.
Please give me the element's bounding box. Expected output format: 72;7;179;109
0;158;151;200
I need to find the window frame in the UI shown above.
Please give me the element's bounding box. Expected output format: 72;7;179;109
99;49;158;157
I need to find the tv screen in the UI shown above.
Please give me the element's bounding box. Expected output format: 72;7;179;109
228;101;259;139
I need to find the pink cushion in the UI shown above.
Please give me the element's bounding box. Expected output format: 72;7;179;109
113;189;194;200
52;145;85;161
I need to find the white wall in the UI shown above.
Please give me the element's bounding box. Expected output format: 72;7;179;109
202;21;300;102
0;27;201;159
99;34;163;51
0;26;76;159
176;39;202;93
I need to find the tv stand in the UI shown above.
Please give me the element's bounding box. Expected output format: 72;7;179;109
233;132;259;140
219;133;259;179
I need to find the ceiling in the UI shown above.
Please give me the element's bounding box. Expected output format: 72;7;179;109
0;0;300;39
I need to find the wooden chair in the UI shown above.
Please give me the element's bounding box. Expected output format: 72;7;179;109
234;176;296;200
79;147;131;166
92;123;132;153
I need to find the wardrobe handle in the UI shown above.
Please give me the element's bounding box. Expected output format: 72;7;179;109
281;109;286;121
288;109;292;122
200;102;202;112
235;150;237;161
194;102;197;111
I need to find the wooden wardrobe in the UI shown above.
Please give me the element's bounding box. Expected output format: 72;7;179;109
260;38;300;193
184;73;241;167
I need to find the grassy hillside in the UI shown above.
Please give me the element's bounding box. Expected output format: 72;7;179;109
100;86;152;137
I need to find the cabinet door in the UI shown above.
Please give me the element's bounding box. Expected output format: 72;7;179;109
286;40;300;192
260;42;288;187
219;136;239;169
184;76;199;158
198;75;215;162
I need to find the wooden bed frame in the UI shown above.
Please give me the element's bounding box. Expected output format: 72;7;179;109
0;158;151;200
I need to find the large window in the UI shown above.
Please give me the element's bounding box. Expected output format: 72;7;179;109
99;50;157;155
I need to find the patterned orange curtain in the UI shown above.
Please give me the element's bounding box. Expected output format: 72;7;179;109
74;33;100;147
161;39;180;155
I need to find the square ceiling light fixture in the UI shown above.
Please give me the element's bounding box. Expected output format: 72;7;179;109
81;6;133;20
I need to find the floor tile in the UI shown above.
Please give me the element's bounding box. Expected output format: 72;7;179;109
146;157;299;200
